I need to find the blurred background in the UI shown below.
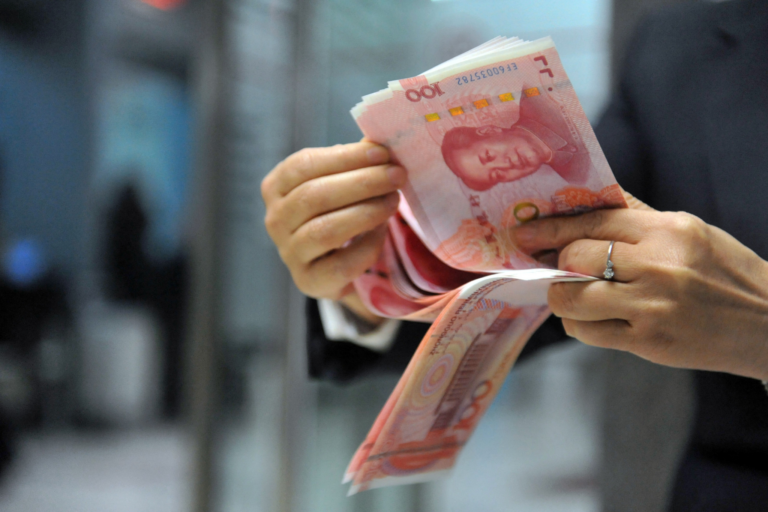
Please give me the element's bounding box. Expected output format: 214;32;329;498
0;0;697;511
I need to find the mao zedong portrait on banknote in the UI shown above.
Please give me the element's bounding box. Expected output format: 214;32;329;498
441;84;590;191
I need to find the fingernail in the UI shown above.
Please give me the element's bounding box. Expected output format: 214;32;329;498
386;192;400;209
386;166;406;186
367;146;389;165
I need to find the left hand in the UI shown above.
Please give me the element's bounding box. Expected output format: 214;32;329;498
513;199;768;381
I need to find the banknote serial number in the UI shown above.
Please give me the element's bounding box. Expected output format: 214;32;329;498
455;63;518;86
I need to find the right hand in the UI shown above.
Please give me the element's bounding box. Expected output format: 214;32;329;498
261;142;406;323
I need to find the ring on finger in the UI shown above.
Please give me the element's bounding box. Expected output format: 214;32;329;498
603;240;616;280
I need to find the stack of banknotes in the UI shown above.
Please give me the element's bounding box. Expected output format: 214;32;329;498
345;36;626;494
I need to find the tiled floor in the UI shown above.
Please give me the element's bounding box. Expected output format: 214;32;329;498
0;426;191;512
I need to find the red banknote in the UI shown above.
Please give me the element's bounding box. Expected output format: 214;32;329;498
345;36;626;493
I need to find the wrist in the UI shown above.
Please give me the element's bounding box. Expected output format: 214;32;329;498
722;258;768;381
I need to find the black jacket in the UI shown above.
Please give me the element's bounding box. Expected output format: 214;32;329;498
307;1;768;509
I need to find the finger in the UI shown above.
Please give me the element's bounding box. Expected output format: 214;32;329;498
263;142;390;200
512;208;650;253
558;239;641;282
279;164;406;235
299;224;388;299
289;193;399;264
548;281;634;322
621;188;655;212
561;318;633;351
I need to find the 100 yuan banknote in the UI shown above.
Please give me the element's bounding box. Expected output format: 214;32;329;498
353;37;625;272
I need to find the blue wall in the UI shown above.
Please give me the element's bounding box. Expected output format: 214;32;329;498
0;2;90;282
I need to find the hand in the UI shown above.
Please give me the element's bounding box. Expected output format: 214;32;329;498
261;142;406;324
513;202;768;381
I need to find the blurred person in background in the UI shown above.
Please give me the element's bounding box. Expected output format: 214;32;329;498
262;0;768;509
104;178;190;419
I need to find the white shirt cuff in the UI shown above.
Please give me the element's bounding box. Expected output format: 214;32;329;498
317;299;400;353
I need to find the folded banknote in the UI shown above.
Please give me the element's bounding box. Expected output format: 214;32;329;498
345;36;626;494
